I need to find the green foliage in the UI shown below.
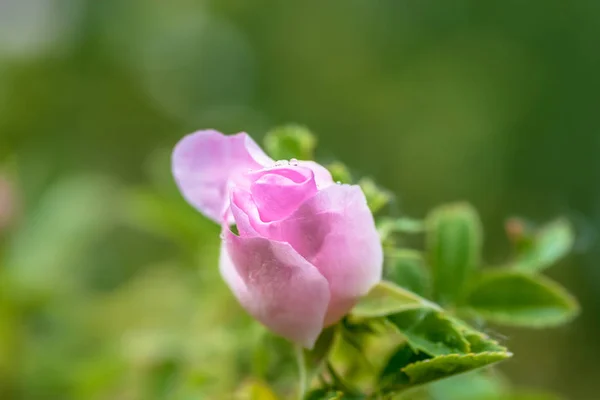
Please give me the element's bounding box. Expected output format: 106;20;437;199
0;117;580;399
461;330;506;353
426;203;483;306
383;251;430;297
235;380;279;400
379;343;430;389
264;124;317;161
377;344;510;394
511;218;574;273
462;271;579;327
304;389;360;400
387;309;470;356
401;352;511;387
0;0;590;394
344;280;514;397
298;326;338;396
327;162;353;184
351;281;437;319
5;175;120;298
358;178;392;214
426;371;506;400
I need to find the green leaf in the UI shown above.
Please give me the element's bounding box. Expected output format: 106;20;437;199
379;343;429;389
264;124;317;161
358;177;391;214
378;218;426;239
401;352;511;386
462;331;507;353
384;250;430;297
494;392;563;400
5;175;119;298
326;162;353;184
350;281;438;319
304;390;364;400
304;389;343;400
145;357;181;399
387;309;470;356
463;270;579;327
449;319;509;353
513;218;574;273
124;188;217;249
252;330;296;385
426;202;483;305
427;371;507;400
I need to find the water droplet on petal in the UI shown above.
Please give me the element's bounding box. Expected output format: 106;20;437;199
290;158;299;166
219;232;225;239
336;181;342;185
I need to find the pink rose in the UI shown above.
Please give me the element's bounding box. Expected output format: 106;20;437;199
172;130;382;348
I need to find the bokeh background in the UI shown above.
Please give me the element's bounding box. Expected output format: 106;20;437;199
1;1;599;399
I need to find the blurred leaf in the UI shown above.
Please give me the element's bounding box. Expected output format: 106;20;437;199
72;354;127;399
144;147;182;196
264;124;316;161
384;251;430;297
512;218;574;273
252;330;297;388
350;281;437;319
387;309;470;356
401;352;511;387
427;370;507;400
379;218;426;238
145;357;181;400
236;380;279;400
426;203;482;306
124;187;217;249
494;392;563;400
358;177;391;214
463;271;579;327
304;389;361;400
5;175;119;298
326;161;353;184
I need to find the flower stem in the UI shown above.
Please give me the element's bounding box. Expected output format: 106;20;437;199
295;344;308;400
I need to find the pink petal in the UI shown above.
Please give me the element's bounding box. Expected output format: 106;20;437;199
220;229;330;348
248;166;317;222
172;130;272;223
298;160;334;189
261;185;383;326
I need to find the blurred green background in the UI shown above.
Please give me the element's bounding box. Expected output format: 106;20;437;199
0;0;599;399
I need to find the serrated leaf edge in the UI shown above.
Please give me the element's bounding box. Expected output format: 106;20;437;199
400;351;513;377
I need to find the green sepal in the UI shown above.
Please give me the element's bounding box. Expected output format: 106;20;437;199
358;177;392;214
264;124;317;161
426;203;483;306
326;162;353;184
